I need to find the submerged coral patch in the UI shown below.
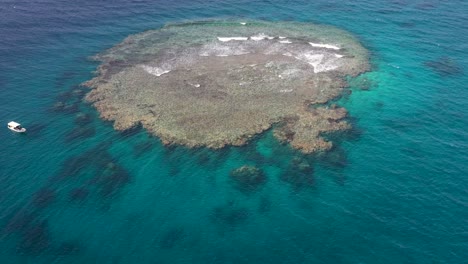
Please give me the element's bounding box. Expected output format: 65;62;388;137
74;113;93;126
64;126;96;143
280;157;315;189
159;227;186;249
424;56;463;76
84;20;370;153
230;165;267;193
57;143;131;200
18;220;50;254
69;188;89;201
210;201;249;227
32;188;56;208
133;140;156;157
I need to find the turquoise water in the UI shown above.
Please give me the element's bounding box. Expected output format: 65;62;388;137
1;1;467;263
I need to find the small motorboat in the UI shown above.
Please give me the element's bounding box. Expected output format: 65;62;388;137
7;121;26;133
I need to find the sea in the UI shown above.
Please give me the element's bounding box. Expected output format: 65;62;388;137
0;0;467;263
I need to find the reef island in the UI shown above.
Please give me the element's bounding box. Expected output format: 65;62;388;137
84;21;370;153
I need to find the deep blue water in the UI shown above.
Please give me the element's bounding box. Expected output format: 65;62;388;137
1;0;467;263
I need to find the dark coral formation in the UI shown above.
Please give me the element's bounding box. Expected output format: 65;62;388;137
257;196;272;213
84;20;370;154
230;165;267;193
133;140;155;157
424;56;463;76
57;143;131;199
280;157;315;189
69;188;89;202
56;241;80;255
0;144;131;255
4;210;36;234
210;201;249;227
64;126;96;143
97;162;131;198
51;101;79;114
316;146;348;169
18;220;50;254
159;227;186;249
74;113;93;125
3;211;51;255
32;188;56;208
25;123;47;137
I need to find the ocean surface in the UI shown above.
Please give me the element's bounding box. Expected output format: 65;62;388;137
0;0;467;263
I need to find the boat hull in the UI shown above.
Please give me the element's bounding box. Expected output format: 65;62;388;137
8;127;26;133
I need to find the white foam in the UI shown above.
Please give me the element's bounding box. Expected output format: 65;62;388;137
334;54;344;58
199;42;249;57
250;33;275;41
140;65;171;76
217;37;248;42
240;22;246;25
315;63;338;73
309;42;341;50
279;40;292;44
279;36;287;39
280;89;293;93
297;54;324;73
294;53;339;73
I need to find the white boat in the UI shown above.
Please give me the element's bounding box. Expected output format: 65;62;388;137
7;121;26;133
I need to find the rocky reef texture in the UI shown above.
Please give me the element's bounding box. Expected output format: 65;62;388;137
84;20;370;153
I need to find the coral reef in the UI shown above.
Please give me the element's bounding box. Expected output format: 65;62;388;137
64;126;96;143
69;188;89;201
51;101;79;114
133;140;155;157
74;113;93;125
280;157;315;189
57;143;131;199
349;75;377;90
424;56;463;76
230;165;267;193
18;220;50;254
25;123;47;137
32;188;56;208
97;162;131;198
84;20;370;153
56;241;80;255
210;201;249;227
159;227;186;249
316;146;348;169
4;210;36;234
273;105;350;153
258;196;271;213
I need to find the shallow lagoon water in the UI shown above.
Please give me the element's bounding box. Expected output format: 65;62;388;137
0;0;467;263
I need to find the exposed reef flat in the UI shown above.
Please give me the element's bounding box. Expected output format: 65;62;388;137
84;20;370;153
